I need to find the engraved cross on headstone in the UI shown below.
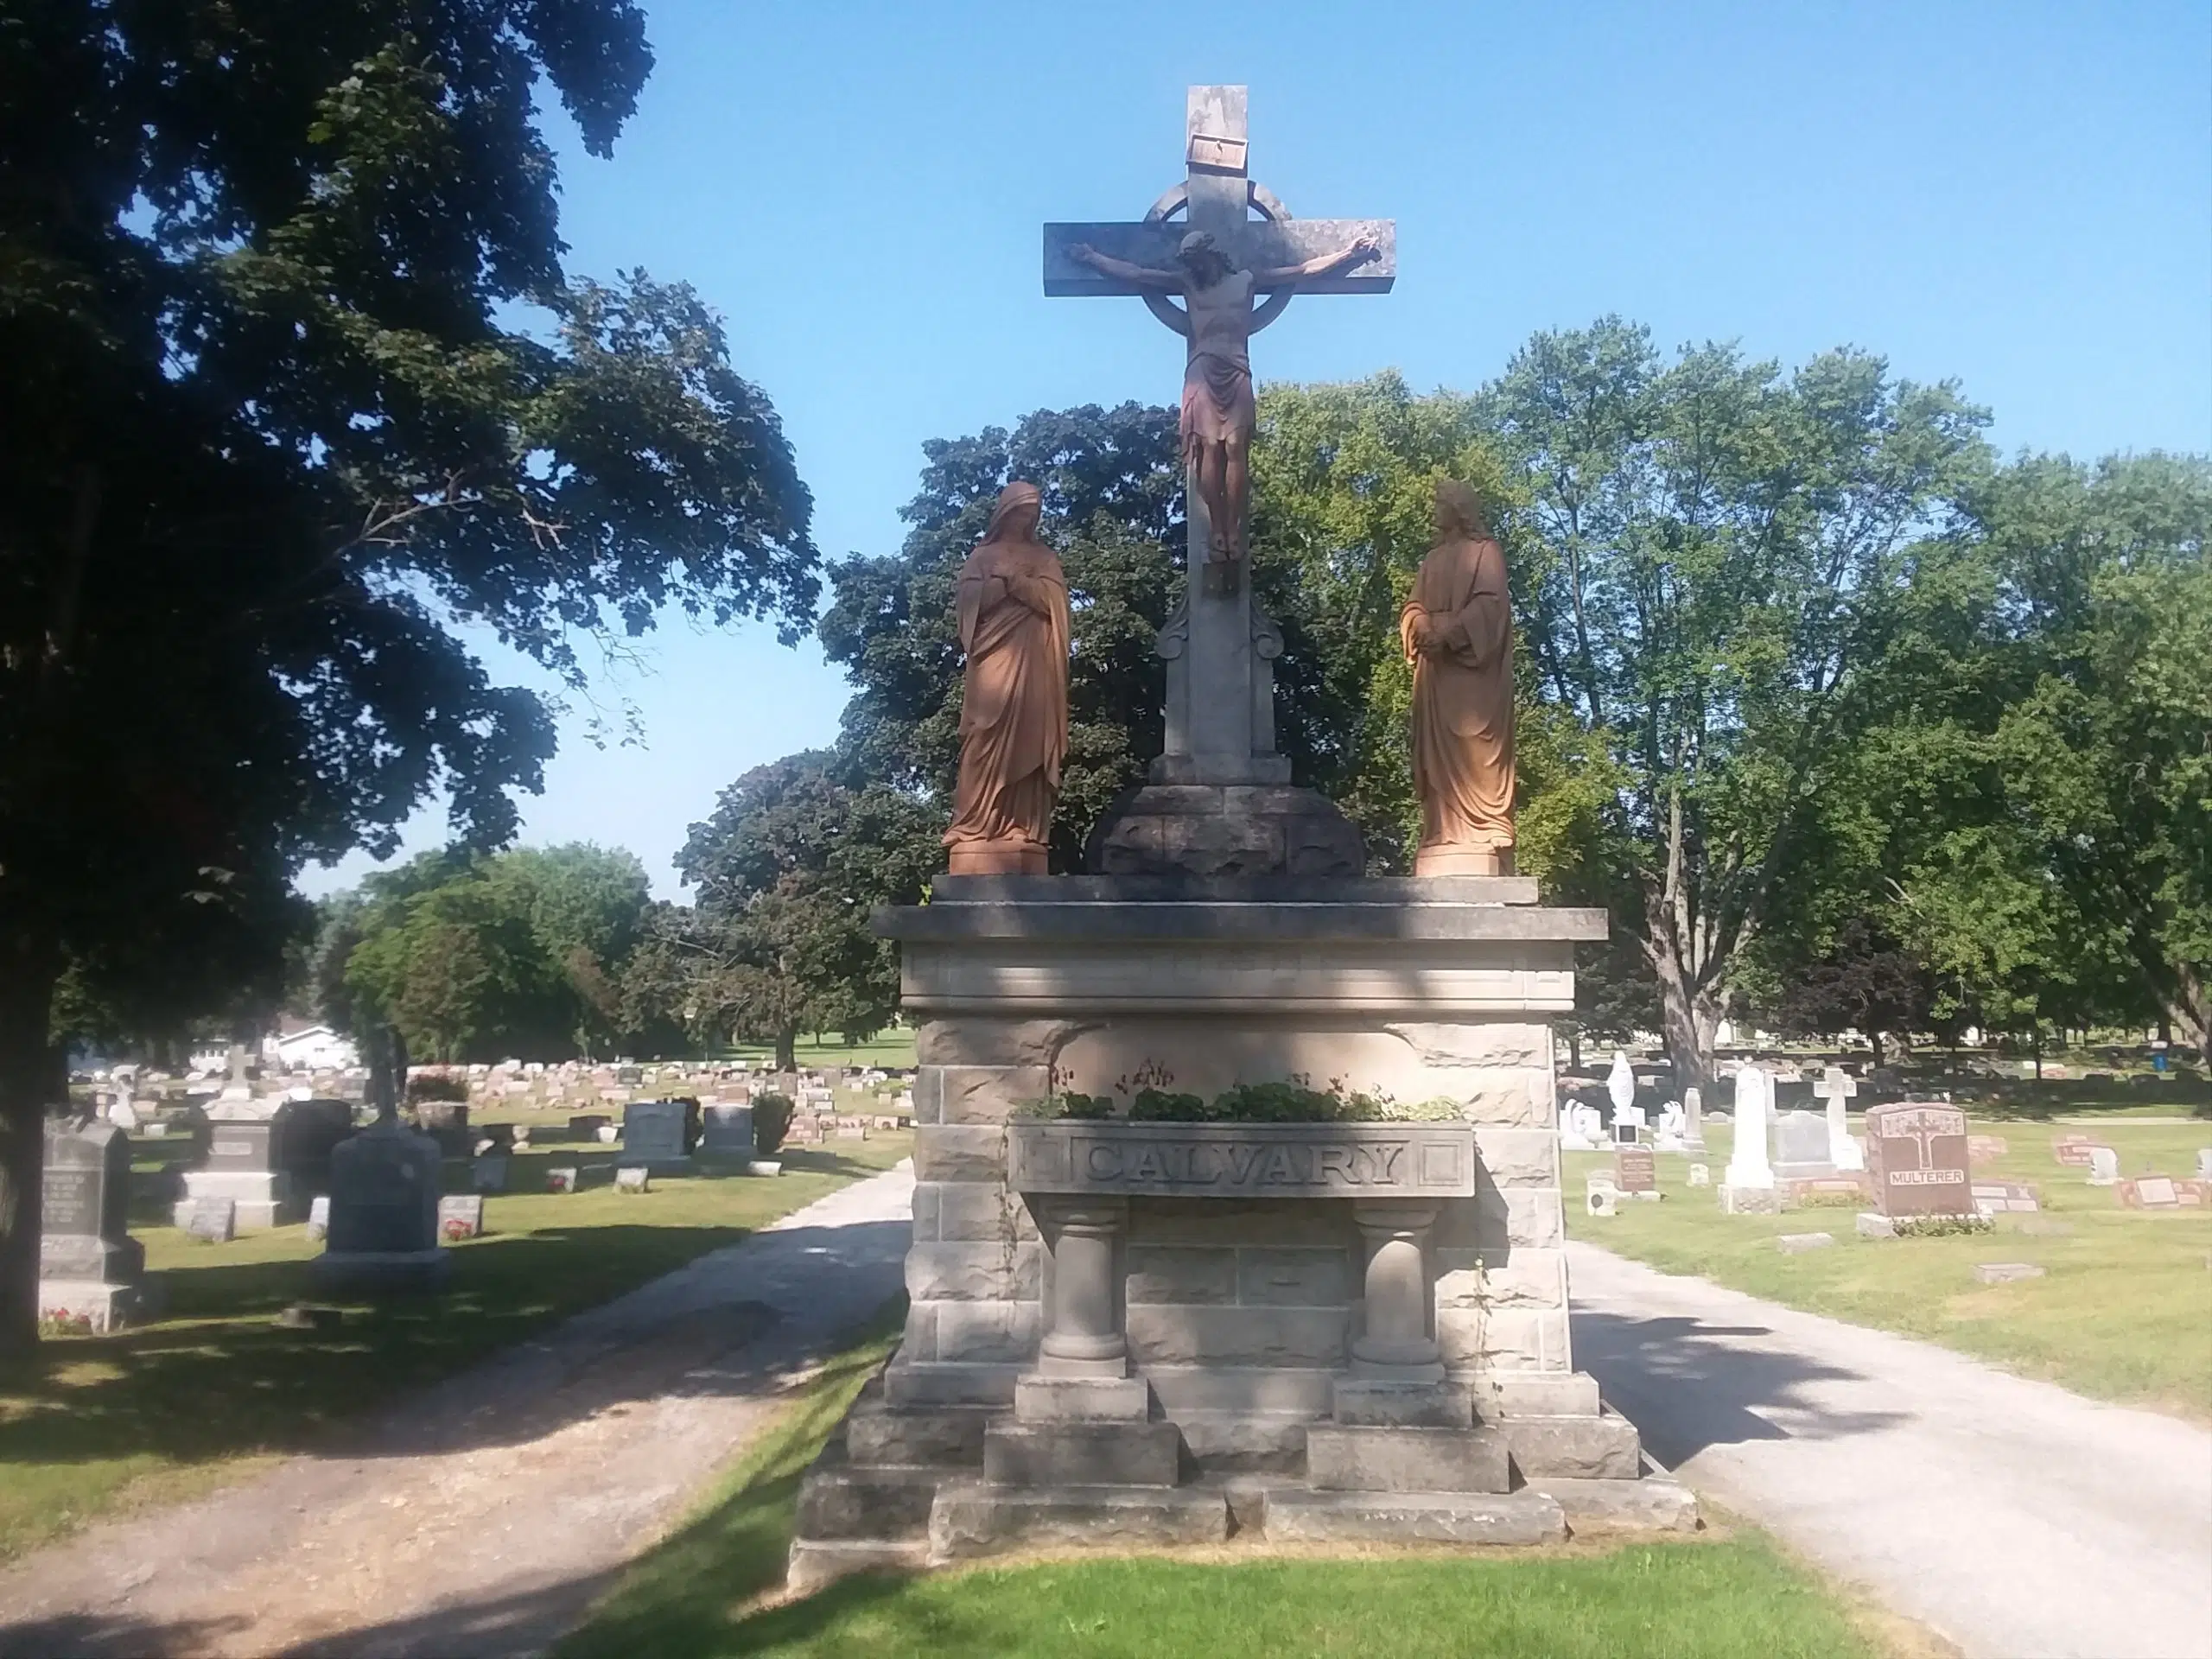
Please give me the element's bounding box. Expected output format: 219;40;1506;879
1044;86;1394;785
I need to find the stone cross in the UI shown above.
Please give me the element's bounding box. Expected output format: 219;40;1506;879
1044;86;1394;785
1725;1065;1775;1191
1815;1065;1865;1172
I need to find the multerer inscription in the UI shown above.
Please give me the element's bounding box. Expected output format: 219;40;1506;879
1007;1120;1475;1198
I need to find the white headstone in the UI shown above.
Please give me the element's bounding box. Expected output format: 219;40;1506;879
1688;1162;1711;1187
1606;1050;1636;1112
1724;1065;1776;1191
2087;1146;2120;1185
2196;1147;2212;1180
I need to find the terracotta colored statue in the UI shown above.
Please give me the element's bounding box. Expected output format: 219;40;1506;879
943;482;1071;874
1066;229;1380;570
1400;480;1516;875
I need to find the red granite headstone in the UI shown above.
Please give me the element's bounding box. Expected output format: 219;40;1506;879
1971;1180;2040;1214
1613;1146;1657;1194
1866;1102;1974;1218
2116;1176;2210;1210
2052;1136;2095;1169
1967;1135;2009;1166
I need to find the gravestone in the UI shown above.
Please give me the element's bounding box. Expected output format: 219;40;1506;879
2086;1146;2120;1186
410;1101;470;1159
623;1100;691;1172
1967;1135;2009;1166
615;1166;651;1194
185;1198;236;1243
568;1113;610;1140
1974;1262;2044;1285
1688;1163;1710;1187
1770;1109;1834;1181
1972;1180;2040;1215
1613;1145;1657;1197
40;1117;152;1332
173;1102;297;1230
437;1194;485;1241
2052;1136;2096;1169
547;1166;580;1194
702;1102;754;1159
306;1194;331;1242
1814;1066;1865;1173
281;1099;356;1196
2198;1148;2212;1179
311;1118;450;1293
2116;1175;2209;1210
1586;1185;1618;1218
1865;1102;1974;1218
1680;1084;1707;1154
1721;1066;1777;1211
471;1155;509;1193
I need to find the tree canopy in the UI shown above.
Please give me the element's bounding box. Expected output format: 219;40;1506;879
0;3;816;1348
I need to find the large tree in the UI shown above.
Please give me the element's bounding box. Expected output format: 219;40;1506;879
0;5;816;1347
1485;319;1992;1092
658;753;939;1069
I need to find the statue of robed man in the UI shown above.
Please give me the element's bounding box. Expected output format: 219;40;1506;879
1400;480;1516;874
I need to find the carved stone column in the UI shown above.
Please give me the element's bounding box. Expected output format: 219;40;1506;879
1038;1197;1129;1376
1349;1199;1443;1381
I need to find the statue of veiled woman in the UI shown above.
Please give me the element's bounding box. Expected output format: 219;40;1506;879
1400;480;1516;874
943;481;1071;874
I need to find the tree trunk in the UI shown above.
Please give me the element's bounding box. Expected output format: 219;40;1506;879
775;1025;797;1074
1649;948;1722;1099
0;932;60;1356
2158;959;2209;1059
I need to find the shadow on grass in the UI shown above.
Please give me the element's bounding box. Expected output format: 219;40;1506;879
1571;1311;1909;1466
0;1210;908;1481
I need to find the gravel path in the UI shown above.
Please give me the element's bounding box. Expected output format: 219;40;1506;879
1569;1239;2212;1659
0;1163;916;1659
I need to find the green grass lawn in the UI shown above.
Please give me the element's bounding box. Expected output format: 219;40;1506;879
1566;1118;2212;1417
0;1132;912;1565
558;1321;1902;1659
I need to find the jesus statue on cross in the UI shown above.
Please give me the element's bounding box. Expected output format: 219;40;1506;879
1067;228;1380;567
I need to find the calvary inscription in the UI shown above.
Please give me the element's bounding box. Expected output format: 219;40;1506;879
1008;1121;1475;1198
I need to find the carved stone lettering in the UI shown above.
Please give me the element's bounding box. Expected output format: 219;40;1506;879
1007;1121;1475;1198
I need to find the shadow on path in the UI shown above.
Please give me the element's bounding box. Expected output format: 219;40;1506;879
1573;1310;1909;1466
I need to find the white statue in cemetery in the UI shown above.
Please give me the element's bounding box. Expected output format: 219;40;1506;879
1724;1064;1776;1191
1606;1049;1636;1114
1654;1101;1687;1150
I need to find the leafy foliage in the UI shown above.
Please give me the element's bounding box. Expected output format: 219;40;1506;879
0;1;818;1345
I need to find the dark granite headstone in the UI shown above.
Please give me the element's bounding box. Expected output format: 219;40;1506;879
41;1119;141;1284
410;1101;470;1159
206;1116;284;1176
1866;1102;1974;1218
622;1099;690;1168
325;1121;440;1254
701;1103;753;1159
280;1099;356;1193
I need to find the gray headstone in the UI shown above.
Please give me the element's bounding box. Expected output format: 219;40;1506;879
701;1103;753;1159
622;1100;689;1166
1772;1109;1834;1171
185;1198;237;1243
324;1119;440;1255
41;1118;142;1284
471;1155;509;1192
614;1166;651;1193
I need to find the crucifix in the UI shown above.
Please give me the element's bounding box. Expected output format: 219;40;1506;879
1045;86;1395;787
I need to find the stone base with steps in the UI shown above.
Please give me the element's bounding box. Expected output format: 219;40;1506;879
785;1369;1697;1589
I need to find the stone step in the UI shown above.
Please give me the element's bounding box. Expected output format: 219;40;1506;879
983;1420;1181;1488
793;1463;944;1541
1305;1424;1510;1495
844;1399;991;1468
1262;1487;1567;1546
928;1479;1233;1562
1529;1474;1700;1534
1174;1411;1309;1474
785;1537;931;1596
1496;1408;1642;1481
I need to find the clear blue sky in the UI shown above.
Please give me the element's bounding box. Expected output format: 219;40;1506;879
304;0;2212;902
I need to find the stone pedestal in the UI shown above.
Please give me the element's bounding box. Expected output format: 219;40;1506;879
175;1107;299;1230
785;872;1692;1587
